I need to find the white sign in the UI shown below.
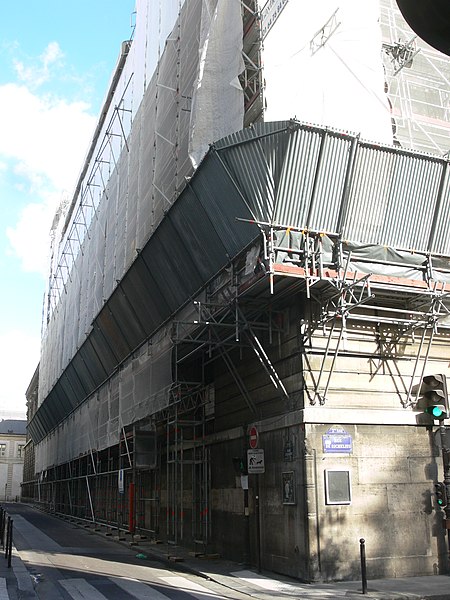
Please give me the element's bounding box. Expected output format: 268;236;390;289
261;0;289;39
118;468;124;494
247;449;265;474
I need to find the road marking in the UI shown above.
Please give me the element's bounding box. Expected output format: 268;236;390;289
111;576;170;599
160;575;220;598
0;578;9;600
59;578;108;599
230;570;347;597
231;569;306;594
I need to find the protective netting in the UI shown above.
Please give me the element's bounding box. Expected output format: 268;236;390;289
39;0;244;407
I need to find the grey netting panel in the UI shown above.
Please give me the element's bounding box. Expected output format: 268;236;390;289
93;196;107;319
116;154;129;278
61;256;81;374
176;0;202;191
152;45;179;229
106;375;120;449
85;233;98;334
103;170;119;301
77;241;90;348
136;91;156;253
35;326;174;471
128;102;144;265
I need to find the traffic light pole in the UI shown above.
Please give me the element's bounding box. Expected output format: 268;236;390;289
439;425;450;564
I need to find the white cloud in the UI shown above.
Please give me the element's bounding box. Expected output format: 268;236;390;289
0;81;96;277
0;83;95;191
14;41;65;87
0;329;40;418
6;194;57;276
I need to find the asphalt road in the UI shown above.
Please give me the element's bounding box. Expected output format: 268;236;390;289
5;503;250;600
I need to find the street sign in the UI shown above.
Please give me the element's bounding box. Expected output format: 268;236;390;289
247;448;265;474
322;426;352;454
249;425;259;449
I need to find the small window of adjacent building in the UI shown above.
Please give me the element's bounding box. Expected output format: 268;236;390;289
325;469;351;505
17;445;24;459
0;444;6;457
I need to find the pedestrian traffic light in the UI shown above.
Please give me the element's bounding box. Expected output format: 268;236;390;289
421;374;448;421
435;482;447;508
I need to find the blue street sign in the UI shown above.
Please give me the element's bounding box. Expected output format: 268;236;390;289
322;427;352;454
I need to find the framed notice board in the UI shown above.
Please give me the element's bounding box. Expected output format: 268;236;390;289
325;469;352;505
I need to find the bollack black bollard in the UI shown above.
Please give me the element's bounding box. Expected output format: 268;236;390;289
360;538;368;594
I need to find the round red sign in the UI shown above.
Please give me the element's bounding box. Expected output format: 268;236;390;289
249;426;258;449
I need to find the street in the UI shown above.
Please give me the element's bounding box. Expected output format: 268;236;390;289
4;504;251;600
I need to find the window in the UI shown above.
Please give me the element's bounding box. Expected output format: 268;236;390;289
0;444;6;457
17;445;24;459
325;469;352;505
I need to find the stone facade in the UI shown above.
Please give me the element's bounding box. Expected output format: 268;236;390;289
0;420;26;501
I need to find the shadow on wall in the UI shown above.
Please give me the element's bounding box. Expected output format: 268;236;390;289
318;431;448;582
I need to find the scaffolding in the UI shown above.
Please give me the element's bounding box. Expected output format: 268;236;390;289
380;0;450;155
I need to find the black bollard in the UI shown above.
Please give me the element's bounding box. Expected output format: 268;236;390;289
4;517;10;559
360;538;367;594
7;519;12;568
0;508;3;545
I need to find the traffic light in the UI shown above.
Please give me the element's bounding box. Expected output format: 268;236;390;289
232;457;247;475
435;482;447;508
421;374;448;422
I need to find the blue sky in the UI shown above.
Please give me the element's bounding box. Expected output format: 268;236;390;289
0;1;135;418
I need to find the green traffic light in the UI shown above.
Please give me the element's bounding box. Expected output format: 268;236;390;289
438;498;444;505
425;405;445;418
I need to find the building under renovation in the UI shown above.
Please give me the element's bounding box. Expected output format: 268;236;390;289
24;0;450;582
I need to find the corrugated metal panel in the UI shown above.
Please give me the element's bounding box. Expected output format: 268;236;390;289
275;127;322;227
431;166;450;255
307;133;352;232
345;144;444;250
214;121;293;223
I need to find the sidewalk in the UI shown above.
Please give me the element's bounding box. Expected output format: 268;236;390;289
118;531;450;600
0;547;36;600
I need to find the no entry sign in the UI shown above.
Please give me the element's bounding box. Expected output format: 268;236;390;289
249;425;259;449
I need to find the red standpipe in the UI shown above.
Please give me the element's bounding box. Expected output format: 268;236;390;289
128;482;135;534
